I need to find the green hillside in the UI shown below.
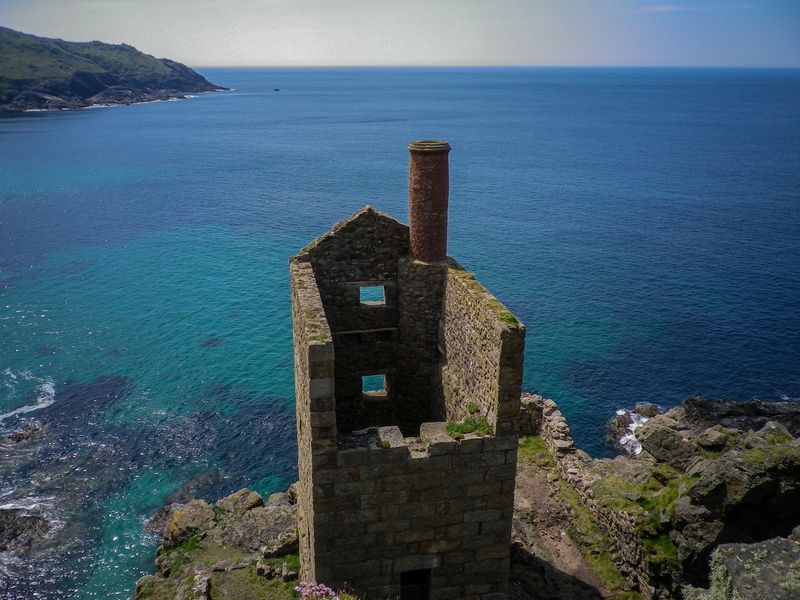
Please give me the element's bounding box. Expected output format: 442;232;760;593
0;26;223;112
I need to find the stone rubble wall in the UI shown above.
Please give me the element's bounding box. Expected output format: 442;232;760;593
439;268;525;436
396;257;448;430
292;206;526;597
296;207;411;434
311;424;518;599
290;259;335;583
520;394;653;599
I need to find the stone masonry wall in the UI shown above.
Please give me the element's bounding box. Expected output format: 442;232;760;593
294;263;525;598
396;257;448;430
292;205;526;598
311;424;518;599
290;259;335;583
439;267;525;435
296;207;412;433
520;394;652;598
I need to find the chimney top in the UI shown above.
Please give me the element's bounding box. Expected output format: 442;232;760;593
408;140;451;154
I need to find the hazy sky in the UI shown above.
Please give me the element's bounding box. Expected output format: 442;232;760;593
1;0;798;67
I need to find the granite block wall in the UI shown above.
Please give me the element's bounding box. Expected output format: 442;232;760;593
438;267;525;436
291;204;526;598
310;424;518;599
290;259;336;583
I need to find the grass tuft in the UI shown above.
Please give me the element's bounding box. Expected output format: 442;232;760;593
446;416;492;438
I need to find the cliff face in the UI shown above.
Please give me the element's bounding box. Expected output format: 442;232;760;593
0;26;225;112
128;396;800;599
520;394;800;599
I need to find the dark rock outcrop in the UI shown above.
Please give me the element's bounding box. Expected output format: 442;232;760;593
672;421;800;583
682;396;800;436
5;420;44;444
524;393;800;598
0;507;51;555
683;528;800;600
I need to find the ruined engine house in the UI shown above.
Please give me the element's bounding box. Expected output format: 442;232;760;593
290;141;526;599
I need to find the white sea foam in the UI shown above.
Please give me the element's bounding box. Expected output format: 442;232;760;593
615;408;652;456
0;498;51;511
0;378;55;424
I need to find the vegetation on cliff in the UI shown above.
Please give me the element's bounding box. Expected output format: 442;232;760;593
133;396;800;599
0;26;224;112
582;398;800;597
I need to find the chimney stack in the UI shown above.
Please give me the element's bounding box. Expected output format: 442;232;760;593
408;140;450;262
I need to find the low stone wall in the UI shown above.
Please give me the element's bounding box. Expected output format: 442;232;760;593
520;394;652;598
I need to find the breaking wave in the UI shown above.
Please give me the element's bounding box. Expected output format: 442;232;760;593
614;408;651;456
0;375;55;425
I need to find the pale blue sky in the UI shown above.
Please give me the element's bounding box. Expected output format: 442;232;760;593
1;0;798;67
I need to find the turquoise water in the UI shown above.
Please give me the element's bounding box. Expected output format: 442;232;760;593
1;68;799;597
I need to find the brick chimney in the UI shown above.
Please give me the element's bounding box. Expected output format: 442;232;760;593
408;140;450;262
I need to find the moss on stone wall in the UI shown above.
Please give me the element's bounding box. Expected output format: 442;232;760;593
518;435;639;599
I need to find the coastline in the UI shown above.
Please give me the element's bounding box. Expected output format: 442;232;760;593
10;88;229;114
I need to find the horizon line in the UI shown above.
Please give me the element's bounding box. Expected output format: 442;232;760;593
191;64;800;70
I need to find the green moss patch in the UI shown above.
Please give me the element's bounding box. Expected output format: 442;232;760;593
209;564;295;600
557;479;633;594
446;416;492;438
518;435;555;468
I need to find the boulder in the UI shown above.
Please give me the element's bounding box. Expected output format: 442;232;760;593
696;426;728;450
146;502;180;536
209;504;297;554
634;403;661;418
215;488;264;515
266;491;293;507
163;500;215;549
637;418;699;470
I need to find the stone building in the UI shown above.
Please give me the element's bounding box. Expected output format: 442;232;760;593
290;141;526;599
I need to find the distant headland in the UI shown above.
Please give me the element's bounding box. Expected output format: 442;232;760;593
0;26;226;113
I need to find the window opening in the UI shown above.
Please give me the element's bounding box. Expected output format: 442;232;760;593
362;374;386;393
359;285;385;304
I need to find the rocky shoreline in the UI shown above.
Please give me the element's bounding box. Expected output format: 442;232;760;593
7;394;796;598
520;393;800;599
125;395;800;599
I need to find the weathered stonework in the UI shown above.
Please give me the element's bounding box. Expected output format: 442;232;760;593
290;142;526;599
520;394;652;598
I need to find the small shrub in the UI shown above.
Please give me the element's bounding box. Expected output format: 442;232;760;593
467;402;480;415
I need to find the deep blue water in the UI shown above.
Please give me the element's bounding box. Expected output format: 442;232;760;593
1;68;799;597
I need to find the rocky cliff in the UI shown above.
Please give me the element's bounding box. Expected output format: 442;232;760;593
126;395;800;599
520;394;800;599
0;26;225;112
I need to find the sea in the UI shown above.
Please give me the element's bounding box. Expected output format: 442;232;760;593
1;67;799;598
